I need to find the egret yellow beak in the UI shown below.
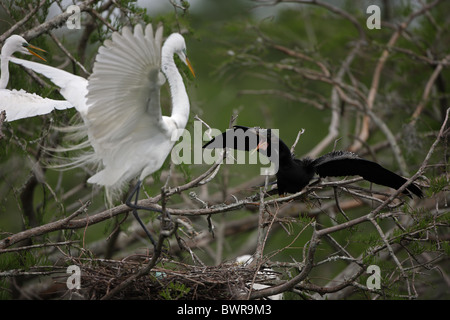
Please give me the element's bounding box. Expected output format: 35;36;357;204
26;44;46;62
186;57;195;78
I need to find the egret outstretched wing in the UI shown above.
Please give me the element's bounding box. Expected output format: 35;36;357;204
10;57;88;116
85;24;171;192
87;24;165;143
0;89;72;121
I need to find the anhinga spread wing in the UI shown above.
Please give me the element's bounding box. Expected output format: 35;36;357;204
311;151;423;197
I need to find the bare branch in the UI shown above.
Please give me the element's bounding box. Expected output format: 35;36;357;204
349;0;442;152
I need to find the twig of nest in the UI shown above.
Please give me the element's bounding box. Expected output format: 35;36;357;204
69;258;278;300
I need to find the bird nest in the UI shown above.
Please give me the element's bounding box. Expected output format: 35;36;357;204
75;257;275;300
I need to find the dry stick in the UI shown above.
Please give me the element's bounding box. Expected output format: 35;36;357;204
86;195;365;259
411;54;450;125
328;82;409;176
150;161;222;202
333;187;350;221
48;32;91;76
0;201;90;251
86;7;118;32
194;114;213;140
271;44;330;77
367;109;409;176
290;129;305;154
254;187;267;263
0;240;78;254
22;0;100;40
254;129;304;270
247;197;281;299
307;40;363;158
239;89;325;110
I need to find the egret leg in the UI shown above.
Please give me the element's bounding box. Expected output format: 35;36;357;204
125;180;156;247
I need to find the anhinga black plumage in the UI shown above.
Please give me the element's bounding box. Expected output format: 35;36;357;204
203;126;423;198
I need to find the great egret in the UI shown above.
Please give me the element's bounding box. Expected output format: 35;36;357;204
204;126;423;198
0;35;73;121
11;24;195;247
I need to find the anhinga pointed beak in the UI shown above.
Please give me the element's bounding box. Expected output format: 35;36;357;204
26;44;46;62
251;140;269;155
257;141;269;151
186;57;195;78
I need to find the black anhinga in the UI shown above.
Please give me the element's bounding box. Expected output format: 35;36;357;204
203;126;423;198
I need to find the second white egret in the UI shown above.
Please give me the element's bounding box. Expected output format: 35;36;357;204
0;35;73;121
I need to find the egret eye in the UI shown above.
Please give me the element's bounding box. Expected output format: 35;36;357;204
22;42;28;47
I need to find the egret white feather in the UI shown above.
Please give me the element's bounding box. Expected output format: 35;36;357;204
85;24;190;201
0;35;73;121
9;56;88;116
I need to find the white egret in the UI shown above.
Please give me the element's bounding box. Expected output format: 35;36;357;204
0;35;73;121
11;24;195;247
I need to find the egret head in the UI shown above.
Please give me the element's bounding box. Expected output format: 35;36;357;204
2;35;46;61
164;33;195;77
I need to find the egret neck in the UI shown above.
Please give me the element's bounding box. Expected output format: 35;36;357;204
161;39;190;131
0;53;10;89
